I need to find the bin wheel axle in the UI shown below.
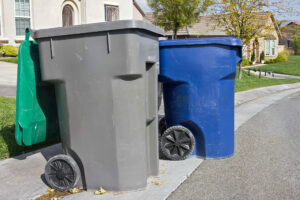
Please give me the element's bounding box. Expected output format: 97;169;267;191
158;115;167;136
45;154;80;192
160;125;195;160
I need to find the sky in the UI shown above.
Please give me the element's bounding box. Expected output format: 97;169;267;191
135;0;300;21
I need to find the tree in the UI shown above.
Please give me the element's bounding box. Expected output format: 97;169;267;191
291;26;300;55
147;0;214;39
211;0;296;79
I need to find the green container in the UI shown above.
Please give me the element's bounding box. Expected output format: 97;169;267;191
15;29;59;146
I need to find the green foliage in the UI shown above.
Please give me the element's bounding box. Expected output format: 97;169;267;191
265;59;276;64
242;56;250;66
265;51;289;64
211;0;295;46
293;38;300;55
251;52;256;63
260;51;265;61
2;45;18;57
276;51;288;62
148;0;214;38
289;25;300;55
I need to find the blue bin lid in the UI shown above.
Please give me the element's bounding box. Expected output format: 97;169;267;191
159;37;242;47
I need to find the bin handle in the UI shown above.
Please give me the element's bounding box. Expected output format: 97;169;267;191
146;116;155;126
25;28;30;41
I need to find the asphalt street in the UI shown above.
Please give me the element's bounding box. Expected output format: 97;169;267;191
168;91;300;200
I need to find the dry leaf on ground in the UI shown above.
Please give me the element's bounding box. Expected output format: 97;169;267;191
94;187;107;195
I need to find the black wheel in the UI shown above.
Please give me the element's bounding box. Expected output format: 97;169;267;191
158;115;167;136
160;126;195;160
45;154;80;192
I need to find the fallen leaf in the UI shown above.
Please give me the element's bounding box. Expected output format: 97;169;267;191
112;192;124;196
151;180;164;186
69;188;80;194
160;168;167;174
48;188;55;193
94;187;107;195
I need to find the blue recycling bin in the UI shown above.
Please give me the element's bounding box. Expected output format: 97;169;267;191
158;37;242;160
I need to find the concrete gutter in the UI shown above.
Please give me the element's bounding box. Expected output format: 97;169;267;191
1;83;300;200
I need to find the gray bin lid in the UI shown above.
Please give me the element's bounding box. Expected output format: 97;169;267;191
31;20;164;39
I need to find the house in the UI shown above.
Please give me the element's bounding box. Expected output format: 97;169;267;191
281;21;300;53
144;12;285;63
0;0;144;45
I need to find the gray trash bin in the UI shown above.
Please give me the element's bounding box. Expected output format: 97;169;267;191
31;20;164;192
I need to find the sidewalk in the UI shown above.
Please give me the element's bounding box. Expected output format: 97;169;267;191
248;70;300;79
0;61;17;97
1;83;300;200
0;61;17;86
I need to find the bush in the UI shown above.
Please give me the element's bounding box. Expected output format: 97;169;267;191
0;44;3;57
260;51;265;62
265;51;289;64
275;51;288;63
265;59;278;64
242;56;250;66
2;45;18;57
293;38;300;55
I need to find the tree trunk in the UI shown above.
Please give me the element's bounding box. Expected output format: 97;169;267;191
238;62;243;80
172;29;178;40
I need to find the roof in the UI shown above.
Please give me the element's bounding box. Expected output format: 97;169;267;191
133;0;145;17
144;12;279;38
144;13;226;37
287;21;300;26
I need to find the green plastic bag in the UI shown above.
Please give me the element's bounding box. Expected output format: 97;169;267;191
15;29;59;146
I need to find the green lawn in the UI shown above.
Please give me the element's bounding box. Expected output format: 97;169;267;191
258;56;300;76
235;69;300;92
0;57;18;64
0;96;58;160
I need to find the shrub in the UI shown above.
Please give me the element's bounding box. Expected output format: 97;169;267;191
251;52;255;63
2;45;18;57
0;44;3;57
265;59;275;64
260;51;265;62
242;56;250;66
274;51;288;63
293;38;300;55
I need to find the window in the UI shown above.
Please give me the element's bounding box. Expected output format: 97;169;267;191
266;40;270;56
265;40;276;56
105;5;119;22
272;40;275;56
62;5;74;27
287;40;293;49
15;0;31;36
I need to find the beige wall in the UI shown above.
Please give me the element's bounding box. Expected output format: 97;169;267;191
0;0;134;45
243;16;284;63
133;3;144;20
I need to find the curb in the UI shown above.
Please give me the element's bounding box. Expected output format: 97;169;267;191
235;83;300;107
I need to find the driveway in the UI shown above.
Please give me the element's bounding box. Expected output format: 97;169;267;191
0;61;17;97
168;91;300;200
